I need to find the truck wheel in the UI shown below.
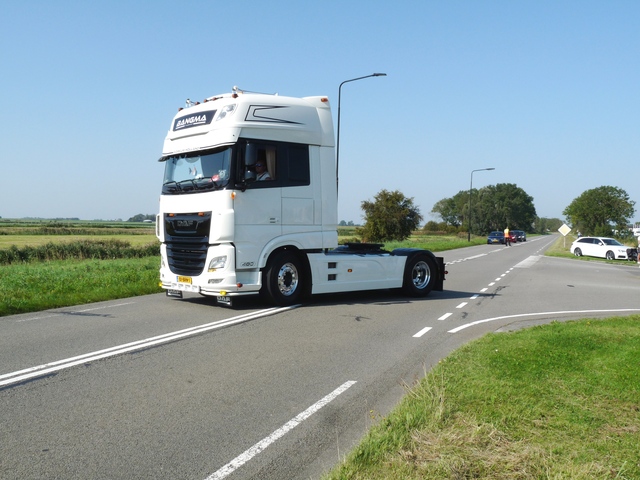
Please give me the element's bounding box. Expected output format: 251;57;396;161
402;253;437;297
263;251;303;306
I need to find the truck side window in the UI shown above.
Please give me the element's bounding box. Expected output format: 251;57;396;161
286;144;310;185
244;142;277;186
242;139;310;188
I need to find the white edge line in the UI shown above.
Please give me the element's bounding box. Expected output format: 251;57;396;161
1;306;297;387
206;380;357;480
448;308;640;333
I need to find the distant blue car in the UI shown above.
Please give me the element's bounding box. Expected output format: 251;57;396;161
487;231;505;244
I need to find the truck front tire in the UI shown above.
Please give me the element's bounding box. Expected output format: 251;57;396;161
263;251;304;306
402;253;437;297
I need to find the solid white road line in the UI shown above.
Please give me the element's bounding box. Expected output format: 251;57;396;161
448;309;640;333
1;306;298;387
206;381;357;480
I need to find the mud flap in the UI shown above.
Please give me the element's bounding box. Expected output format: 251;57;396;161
434;257;446;291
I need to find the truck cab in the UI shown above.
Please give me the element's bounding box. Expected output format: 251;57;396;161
156;88;445;306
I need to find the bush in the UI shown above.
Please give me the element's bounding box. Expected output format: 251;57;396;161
0;239;159;264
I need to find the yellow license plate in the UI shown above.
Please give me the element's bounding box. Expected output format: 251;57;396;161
177;276;192;284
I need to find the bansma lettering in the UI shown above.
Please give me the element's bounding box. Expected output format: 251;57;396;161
173;110;216;131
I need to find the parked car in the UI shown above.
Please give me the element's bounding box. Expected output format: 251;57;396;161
512;230;526;242
487;231;505;244
570;236;632;260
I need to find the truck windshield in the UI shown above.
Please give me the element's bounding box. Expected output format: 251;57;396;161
161;147;232;194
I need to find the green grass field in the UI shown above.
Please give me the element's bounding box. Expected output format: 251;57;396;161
0;221;160;316
0;257;161;316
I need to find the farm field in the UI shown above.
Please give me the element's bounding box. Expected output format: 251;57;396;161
0;219;157;248
0;234;158;248
0;220;161;316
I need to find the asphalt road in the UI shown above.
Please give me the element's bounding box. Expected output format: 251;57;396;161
2;235;640;479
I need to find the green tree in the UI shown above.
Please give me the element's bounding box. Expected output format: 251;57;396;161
533;217;563;234
431;183;537;235
563;186;635;236
359;189;423;242
476;183;537;232
431;195;464;226
127;214;156;222
423;220;444;232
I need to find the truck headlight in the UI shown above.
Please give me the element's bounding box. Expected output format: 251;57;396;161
208;255;228;271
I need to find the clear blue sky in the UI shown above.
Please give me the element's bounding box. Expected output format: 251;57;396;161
1;1;638;224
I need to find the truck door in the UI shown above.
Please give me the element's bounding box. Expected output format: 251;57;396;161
234;143;282;269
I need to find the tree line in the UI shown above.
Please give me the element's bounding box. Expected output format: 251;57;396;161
355;185;635;243
431;183;537;235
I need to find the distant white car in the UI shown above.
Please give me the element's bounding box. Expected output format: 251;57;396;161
570;236;630;260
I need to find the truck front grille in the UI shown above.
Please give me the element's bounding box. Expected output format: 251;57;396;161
164;212;212;276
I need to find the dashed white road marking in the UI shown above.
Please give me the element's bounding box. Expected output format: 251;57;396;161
413;326;433;338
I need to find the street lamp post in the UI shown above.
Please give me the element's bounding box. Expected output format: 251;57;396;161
468;167;495;241
336;73;386;197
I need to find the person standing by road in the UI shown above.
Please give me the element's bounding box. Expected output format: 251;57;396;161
504;226;511;246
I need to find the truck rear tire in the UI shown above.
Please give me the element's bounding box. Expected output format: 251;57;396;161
402;253;437;297
263;251;304;306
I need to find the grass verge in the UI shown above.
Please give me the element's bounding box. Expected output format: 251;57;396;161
324;316;640;479
383;235;487;252
0;257;162;316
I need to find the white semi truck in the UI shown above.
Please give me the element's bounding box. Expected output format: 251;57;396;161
156;87;446;306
